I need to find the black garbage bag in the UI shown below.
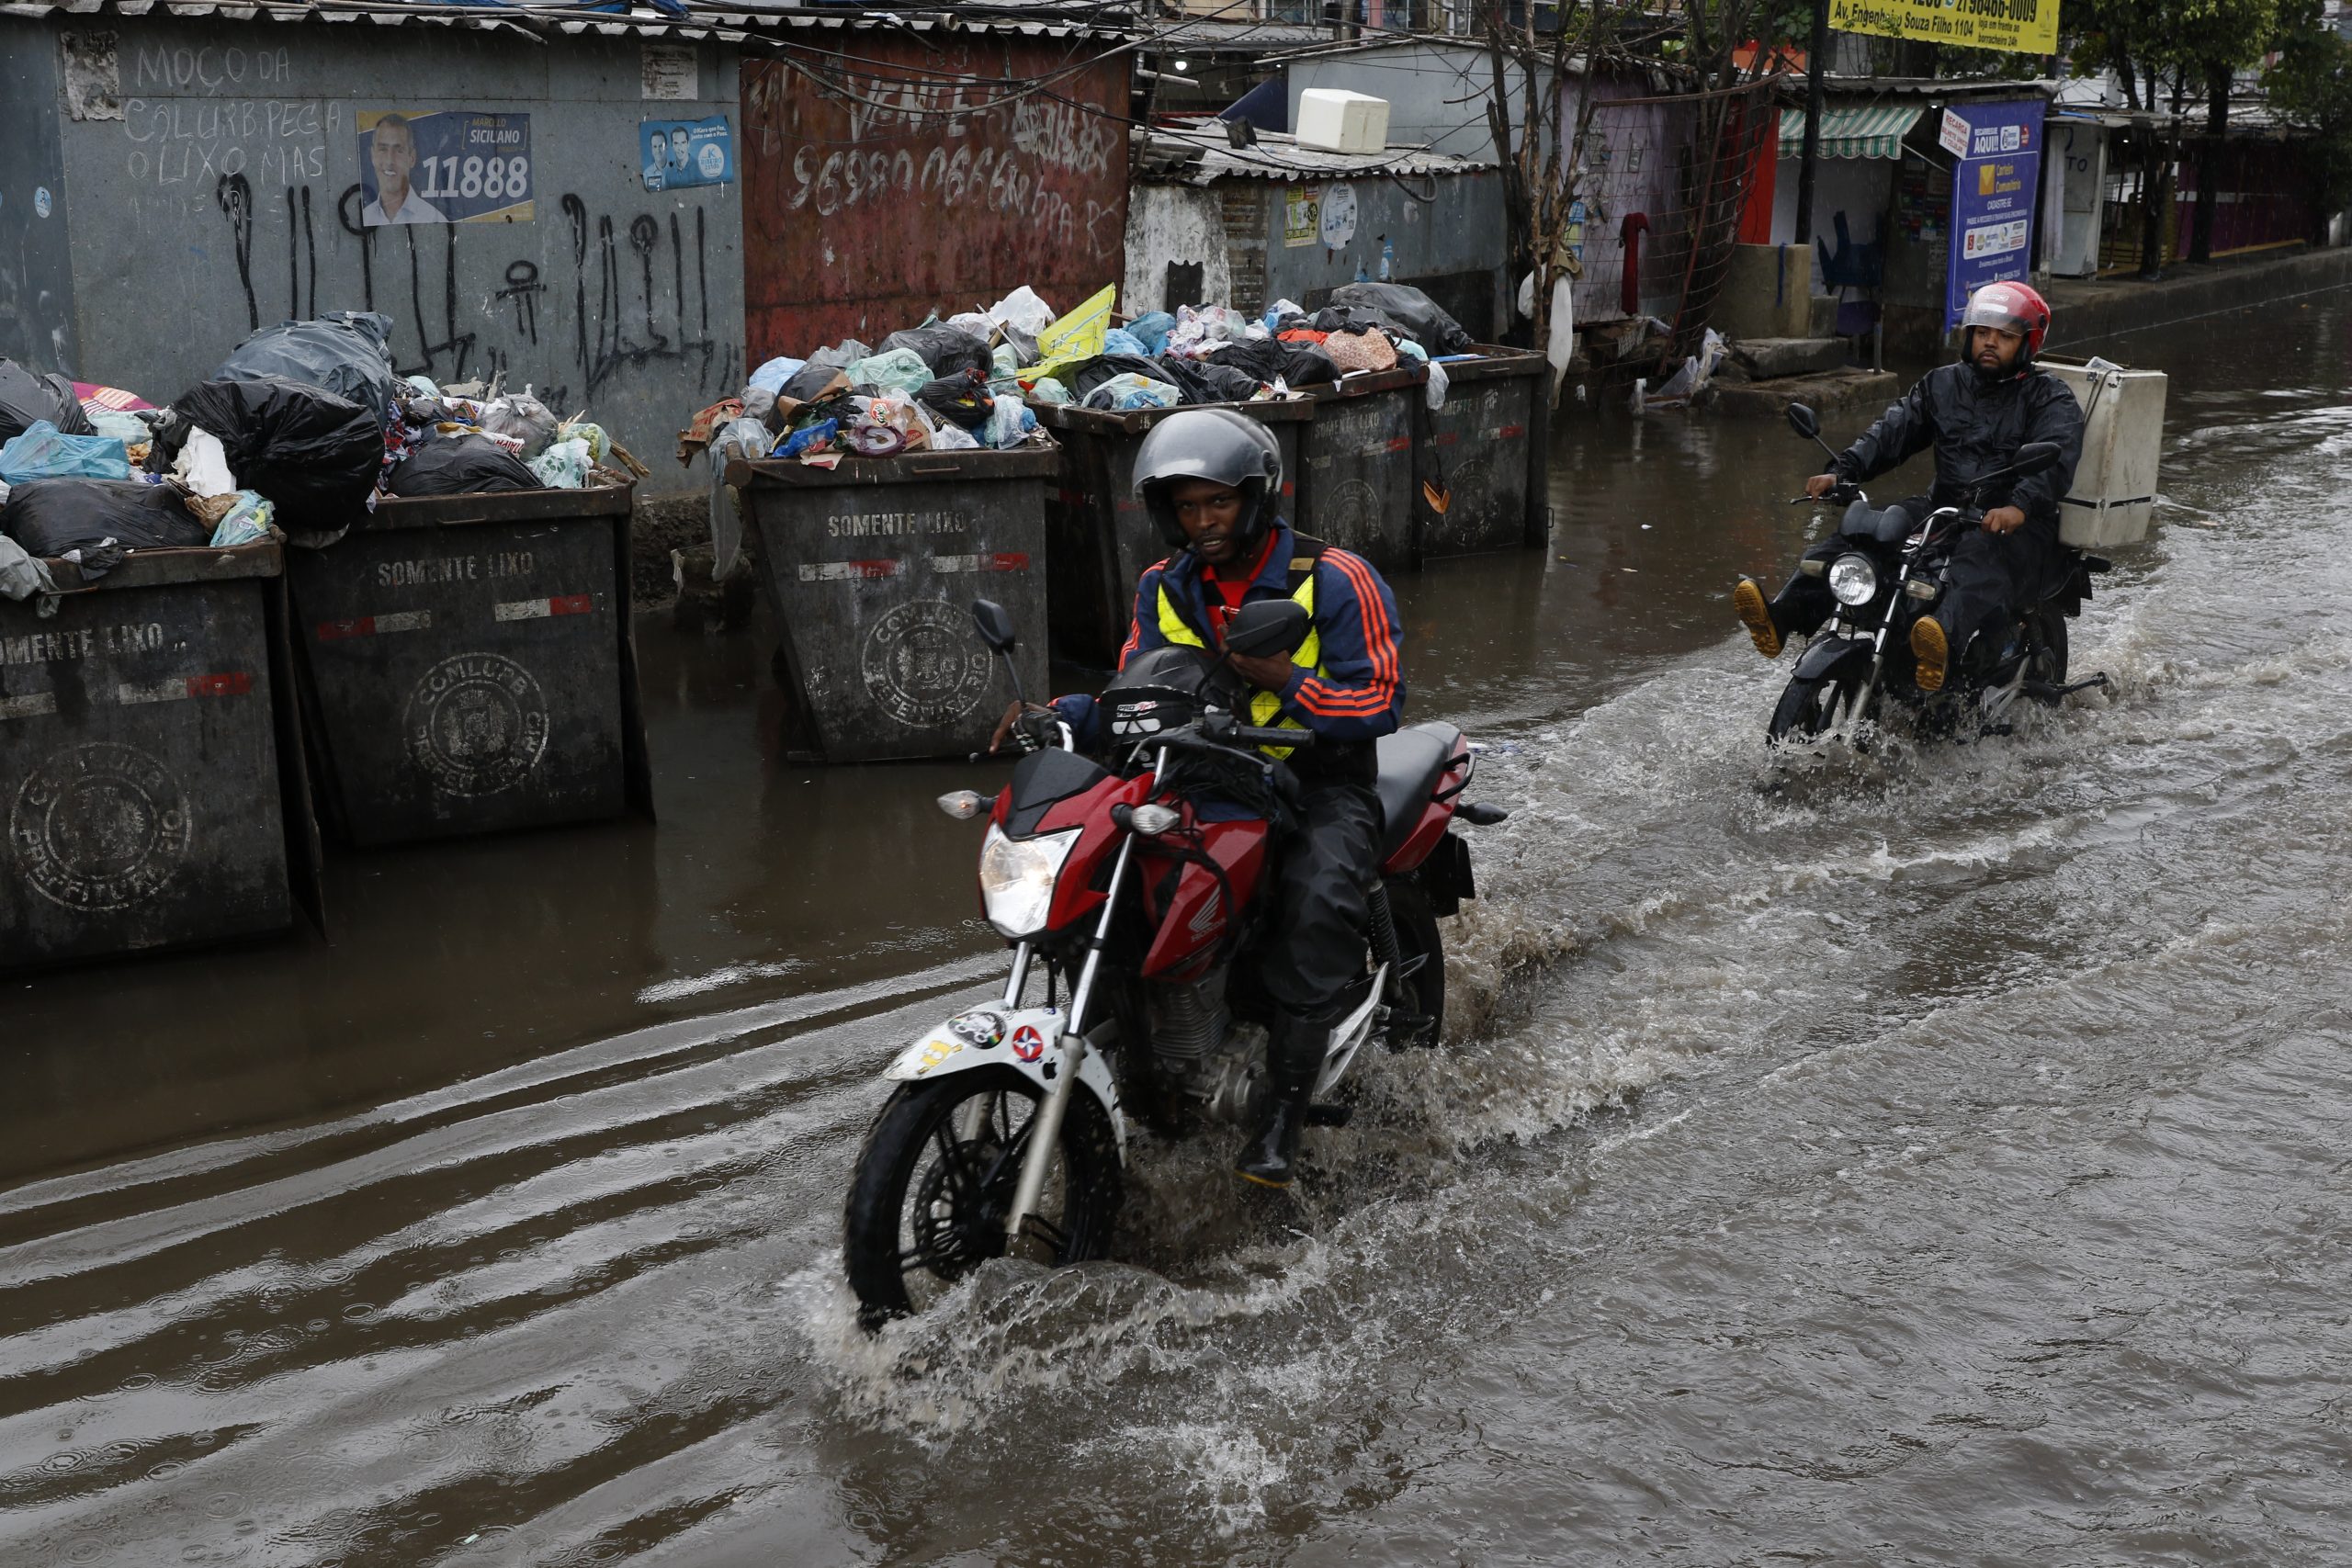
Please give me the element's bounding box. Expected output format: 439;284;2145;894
385;434;542;497
1206;338;1340;392
2;479;209;558
780;362;848;405
1327;283;1474;355
1308;304;1406;339
163;378;383;525
0;359;96;444
880;323;992;379
917;368;994;430
211;311;401;431
1066;354;1256;407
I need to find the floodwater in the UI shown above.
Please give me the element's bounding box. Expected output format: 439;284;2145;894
6;298;2351;1565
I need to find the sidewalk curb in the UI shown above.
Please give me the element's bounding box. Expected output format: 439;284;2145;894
2048;247;2352;354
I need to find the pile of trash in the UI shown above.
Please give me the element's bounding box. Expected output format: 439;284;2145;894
386;378;642;499
683;278;1480;481
677;286;1070;477
0;313;639;598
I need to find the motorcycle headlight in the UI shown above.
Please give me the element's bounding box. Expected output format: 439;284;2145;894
1827;552;1880;607
978;825;1080;938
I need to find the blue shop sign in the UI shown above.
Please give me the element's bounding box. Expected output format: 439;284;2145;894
1944;98;2044;329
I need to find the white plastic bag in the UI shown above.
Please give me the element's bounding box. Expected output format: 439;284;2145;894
988;286;1056;336
173;427;236;498
527;437;592;490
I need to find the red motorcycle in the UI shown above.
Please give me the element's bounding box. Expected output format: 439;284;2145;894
842;598;1508;1325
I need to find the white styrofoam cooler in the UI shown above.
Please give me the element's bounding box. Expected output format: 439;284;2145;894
1296;90;1391;155
2041;355;2167;549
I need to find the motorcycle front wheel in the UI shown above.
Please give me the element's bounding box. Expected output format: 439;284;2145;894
1768;666;1872;744
842;1067;1122;1327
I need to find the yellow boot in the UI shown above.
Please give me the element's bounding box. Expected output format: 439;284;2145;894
1732;579;1781;660
1910;615;1951;693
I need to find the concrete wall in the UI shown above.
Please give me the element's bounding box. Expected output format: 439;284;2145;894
0;22;78;371
26;17;742;495
1125;184;1232;313
1127;168;1508;338
1767;154;1894;293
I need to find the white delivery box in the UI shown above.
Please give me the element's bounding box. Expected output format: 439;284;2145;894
1296;90;1391;155
2041;355;2167;549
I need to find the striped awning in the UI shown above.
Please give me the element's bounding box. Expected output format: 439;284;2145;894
1779;105;1927;161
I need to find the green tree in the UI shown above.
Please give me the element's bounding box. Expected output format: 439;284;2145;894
2161;0;2279;261
2267;0;2352;229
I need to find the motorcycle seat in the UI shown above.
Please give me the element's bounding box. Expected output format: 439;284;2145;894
1374;722;1462;858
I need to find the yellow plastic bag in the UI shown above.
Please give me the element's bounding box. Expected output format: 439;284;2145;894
1037;284;1114;365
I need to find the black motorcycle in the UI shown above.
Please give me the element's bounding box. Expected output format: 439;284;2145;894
1766;402;2110;745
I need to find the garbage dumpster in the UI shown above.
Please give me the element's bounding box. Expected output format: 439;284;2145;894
287;479;652;846
1419;347;1551;558
1293;365;1428;571
733;447;1056;762
0;540;324;970
1030;397;1310;666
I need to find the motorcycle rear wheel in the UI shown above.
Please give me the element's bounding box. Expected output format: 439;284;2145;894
2027;607;2069;689
1768;667;1871;744
842;1068;1122;1328
1385;877;1447;1049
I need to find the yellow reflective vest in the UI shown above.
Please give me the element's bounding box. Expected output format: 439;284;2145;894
1154;554;1325;760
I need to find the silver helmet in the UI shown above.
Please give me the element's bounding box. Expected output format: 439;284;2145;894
1131;407;1284;551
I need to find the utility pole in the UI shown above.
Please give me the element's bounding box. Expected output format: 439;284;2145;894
1792;0;1830;247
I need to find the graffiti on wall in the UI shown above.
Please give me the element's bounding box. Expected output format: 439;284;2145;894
738;39;1128;352
104;41;734;409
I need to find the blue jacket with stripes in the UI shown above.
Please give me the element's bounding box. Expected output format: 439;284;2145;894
1054;522;1406;745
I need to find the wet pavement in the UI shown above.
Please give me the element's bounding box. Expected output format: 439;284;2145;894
6;298;2352;1564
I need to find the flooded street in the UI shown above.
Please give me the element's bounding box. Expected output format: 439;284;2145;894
7;299;2352;1564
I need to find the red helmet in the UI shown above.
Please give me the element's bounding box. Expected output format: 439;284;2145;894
1959;281;2051;368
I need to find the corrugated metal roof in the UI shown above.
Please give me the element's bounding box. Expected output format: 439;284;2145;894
0;0;1134;42
1137;124;1491;185
1778;103;1924;161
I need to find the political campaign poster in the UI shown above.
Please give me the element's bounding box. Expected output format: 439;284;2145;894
1829;0;2060;55
1944;99;2045;330
641;117;733;193
357;110;533;225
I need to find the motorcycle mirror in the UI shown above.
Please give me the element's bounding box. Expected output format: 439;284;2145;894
970;599;1017;654
1785;402;1820;441
2009;441;2062;479
1224;599;1312;660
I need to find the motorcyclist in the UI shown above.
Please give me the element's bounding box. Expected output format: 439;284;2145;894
989;408;1405;1189
1731;281;2085;691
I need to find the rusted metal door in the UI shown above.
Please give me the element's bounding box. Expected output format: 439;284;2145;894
740;39;1130;355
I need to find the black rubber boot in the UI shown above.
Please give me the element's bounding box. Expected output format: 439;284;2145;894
1235;1014;1323;1189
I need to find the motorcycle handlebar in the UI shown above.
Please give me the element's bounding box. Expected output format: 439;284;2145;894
1232;725;1312;749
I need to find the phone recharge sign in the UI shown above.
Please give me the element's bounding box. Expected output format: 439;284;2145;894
1941;98;2044;329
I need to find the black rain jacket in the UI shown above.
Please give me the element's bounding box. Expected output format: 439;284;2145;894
1831;362;2086;529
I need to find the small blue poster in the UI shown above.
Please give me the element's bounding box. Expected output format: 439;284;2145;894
641;118;732;192
1944;98;2044;329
